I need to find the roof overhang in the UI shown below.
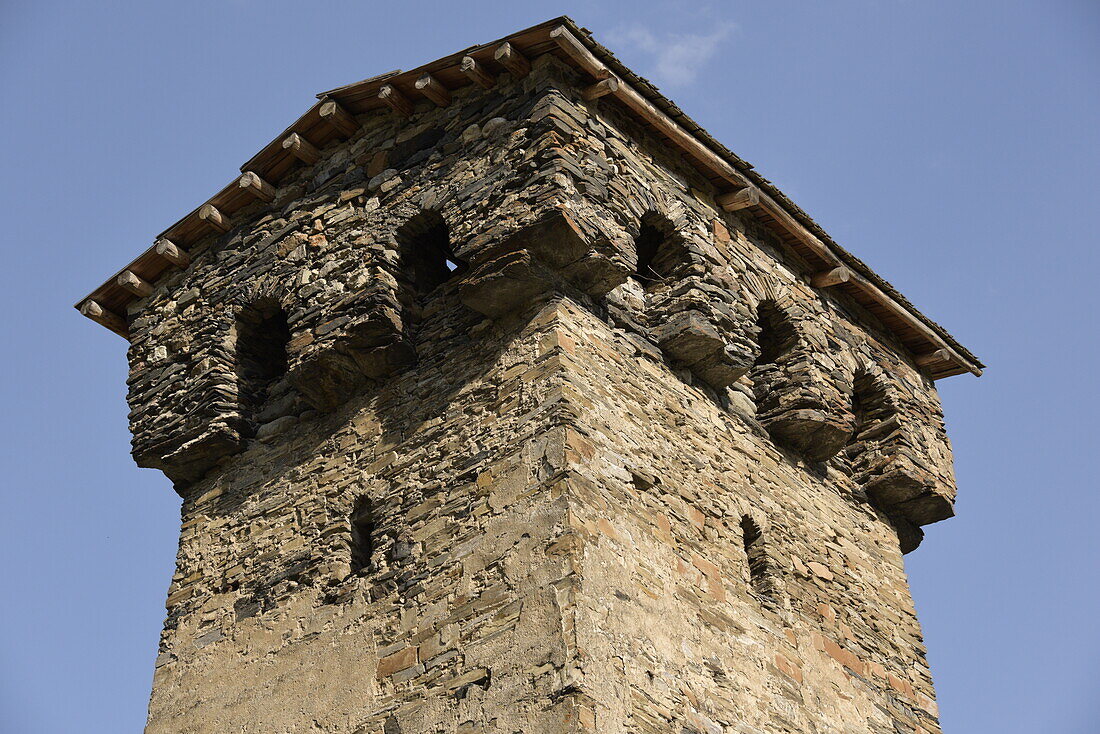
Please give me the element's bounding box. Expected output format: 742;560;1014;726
75;16;982;379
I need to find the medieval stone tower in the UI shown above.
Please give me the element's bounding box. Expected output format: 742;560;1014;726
78;17;982;734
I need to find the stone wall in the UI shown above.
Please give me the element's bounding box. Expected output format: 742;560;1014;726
124;55;957;732
520;59;956;550
148;299;588;732
125;56;609;487
546;298;941;732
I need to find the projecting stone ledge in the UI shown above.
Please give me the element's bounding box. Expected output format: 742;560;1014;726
459;210;630;318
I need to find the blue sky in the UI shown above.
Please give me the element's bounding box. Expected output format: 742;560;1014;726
1;1;1097;731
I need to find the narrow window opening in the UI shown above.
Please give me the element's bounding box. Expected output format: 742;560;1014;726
850;370;896;444
634;222;666;284
350;496;375;573
235;302;290;422
754;301;798;367
740;515;773;600
633;214;690;288
750;301;799;413
630;471;657;492
396;211;463;295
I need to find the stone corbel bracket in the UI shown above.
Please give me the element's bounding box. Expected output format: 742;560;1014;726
749;299;856;463
287;268;414;412
129;305;255;488
458;208;630;318
845;366;956;552
646;276;758;392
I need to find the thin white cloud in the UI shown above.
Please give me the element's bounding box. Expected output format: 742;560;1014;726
608;21;736;88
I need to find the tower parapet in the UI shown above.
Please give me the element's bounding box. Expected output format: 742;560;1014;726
79;17;980;734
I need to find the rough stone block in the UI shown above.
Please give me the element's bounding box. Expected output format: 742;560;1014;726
134;421;243;488
459;250;550;318
650;309;753;390
288;350;364;412
761;407;855;462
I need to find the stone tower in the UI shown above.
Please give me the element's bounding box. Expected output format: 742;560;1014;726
78;18;982;734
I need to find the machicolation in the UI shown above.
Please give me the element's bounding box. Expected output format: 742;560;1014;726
78;16;982;734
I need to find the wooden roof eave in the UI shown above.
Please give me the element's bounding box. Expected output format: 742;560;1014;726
543;21;981;377
76;15;982;380
73;17;573;340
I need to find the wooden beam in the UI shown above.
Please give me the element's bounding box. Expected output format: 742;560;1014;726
754;186;979;376
319;98;359;136
810;266;852;288
581;76;619;100
238;171;276;202
414;73;451;107
546;24;978;376
460;55;496;89
754;191;842;268
281;133;320;165
198;203;230;233
548;25;749;190
915;349;952;368
716;187;759;211
493;41;530;79
117;269;153;298
844;271;982;376
154;238;190;268
378;84;413;117
80;299;128;336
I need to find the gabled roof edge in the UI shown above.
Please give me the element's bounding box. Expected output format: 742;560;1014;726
75;15;982;379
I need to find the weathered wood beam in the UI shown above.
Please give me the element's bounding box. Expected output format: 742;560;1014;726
844;271;982;376
198;203;230;233
810;266;852;288
319;98;359;137
117;269;153;298
460;55;496;89
414;73;451;107
752;187;978;376
753;191;842;268
915;349;952;368
281;133;320;165
716;187;760;211
493;41;530;79
154;238;190;268
581;76;619;100
80;299;127;336
378;84;413;117
547;23;978;376
548;25;749;190
238;171;276;202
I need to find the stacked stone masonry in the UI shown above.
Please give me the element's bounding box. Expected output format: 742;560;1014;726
108;52;964;733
